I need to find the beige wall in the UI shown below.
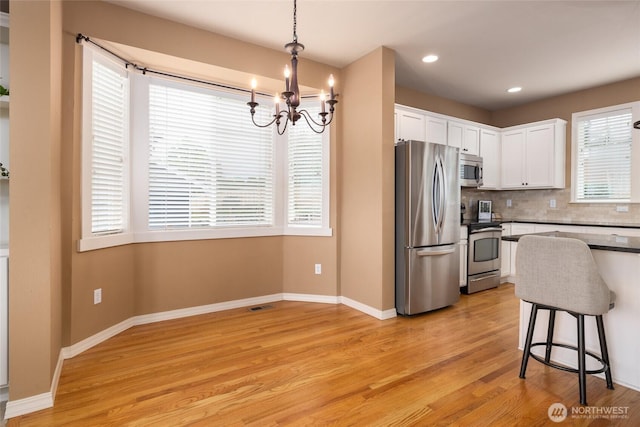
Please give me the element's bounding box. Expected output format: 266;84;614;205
340;47;395;311
395;84;491;124
9;0;63;400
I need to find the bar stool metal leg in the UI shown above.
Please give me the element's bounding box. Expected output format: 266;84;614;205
520;303;538;379
545;309;556;363
577;314;587;405
596;315;614;390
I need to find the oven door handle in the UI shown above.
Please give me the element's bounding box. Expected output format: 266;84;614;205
416;246;456;257
470;227;503;234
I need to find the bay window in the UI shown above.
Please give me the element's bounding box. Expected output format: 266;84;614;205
80;45;331;252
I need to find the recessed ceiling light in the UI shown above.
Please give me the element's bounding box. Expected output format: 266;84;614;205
507;86;522;93
422;54;439;63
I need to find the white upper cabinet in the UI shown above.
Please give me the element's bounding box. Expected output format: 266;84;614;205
425;114;447;145
479;129;500;189
395;108;425;143
447;121;479;155
501;119;566;189
394;105;565;191
447;120;463;149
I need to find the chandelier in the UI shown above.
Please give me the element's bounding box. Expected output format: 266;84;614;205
248;0;338;135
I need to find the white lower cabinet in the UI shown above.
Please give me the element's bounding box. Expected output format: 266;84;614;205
500;223;511;280
1;255;7;389
460;226;467;287
509;223;535;279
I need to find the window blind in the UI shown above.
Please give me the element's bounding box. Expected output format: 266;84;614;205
91;59;129;234
287;106;324;227
576;109;632;201
148;83;274;229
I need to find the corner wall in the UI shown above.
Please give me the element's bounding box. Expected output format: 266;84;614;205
340;47;395;311
9;0;63;400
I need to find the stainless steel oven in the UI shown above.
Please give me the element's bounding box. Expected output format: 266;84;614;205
463;222;501;294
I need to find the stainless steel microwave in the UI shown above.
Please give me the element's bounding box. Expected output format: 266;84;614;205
460;153;483;187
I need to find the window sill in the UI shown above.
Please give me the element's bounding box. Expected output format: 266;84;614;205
78;226;333;252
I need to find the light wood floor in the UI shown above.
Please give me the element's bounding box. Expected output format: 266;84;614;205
8;283;640;426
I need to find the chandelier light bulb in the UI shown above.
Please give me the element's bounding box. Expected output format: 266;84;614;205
274;94;280;114
328;74;335;100
250;78;257;103
320;90;326;113
284;65;291;79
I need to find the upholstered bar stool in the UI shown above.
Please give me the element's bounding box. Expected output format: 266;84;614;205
515;235;615;405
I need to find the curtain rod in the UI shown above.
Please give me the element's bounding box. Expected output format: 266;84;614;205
75;33;317;99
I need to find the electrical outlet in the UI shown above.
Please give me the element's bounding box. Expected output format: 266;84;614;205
94;288;102;305
549;199;556;208
506;199;512;208
314;264;322;275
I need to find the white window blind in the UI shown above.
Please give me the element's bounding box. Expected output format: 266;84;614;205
287;106;324;227
575;109;632;201
148;83;274;229
90;59;129;234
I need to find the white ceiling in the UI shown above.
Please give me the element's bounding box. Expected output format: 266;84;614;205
107;0;640;111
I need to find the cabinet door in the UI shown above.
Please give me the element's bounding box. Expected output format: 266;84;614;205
1;256;7;387
501;130;526;188
425;115;447;145
447;121;463;149
479;129;500;189
459;240;468;287
525;124;555;187
500;224;511;278
463;125;480;155
509;223;535;277
397;110;425;142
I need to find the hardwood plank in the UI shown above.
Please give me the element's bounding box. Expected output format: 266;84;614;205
7;284;640;426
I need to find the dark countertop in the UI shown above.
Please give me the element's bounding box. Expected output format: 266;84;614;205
497;218;640;229
502;231;640;254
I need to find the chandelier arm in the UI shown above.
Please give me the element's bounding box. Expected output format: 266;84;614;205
299;109;334;127
298;110;329;134
249;111;284;129
277;118;290;136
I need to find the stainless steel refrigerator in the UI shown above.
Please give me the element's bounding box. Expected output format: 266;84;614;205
395;140;460;315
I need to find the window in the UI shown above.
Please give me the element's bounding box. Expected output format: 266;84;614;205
80;45;331;251
147;82;274;229
80;48;131;250
286;107;329;229
571;102;640;203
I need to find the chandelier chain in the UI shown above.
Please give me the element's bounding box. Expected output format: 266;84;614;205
292;0;298;43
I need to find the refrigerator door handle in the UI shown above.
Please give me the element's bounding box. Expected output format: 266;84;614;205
438;155;447;234
416;246;456;257
431;157;440;233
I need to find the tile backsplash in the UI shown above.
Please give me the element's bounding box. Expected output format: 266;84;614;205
462;188;640;225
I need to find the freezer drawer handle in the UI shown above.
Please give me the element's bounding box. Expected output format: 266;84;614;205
416;247;455;257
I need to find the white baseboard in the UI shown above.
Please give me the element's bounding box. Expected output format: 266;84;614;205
340;296;397;320
4;292;395;419
4;351;65;419
283;293;340;304
4;392;53;420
